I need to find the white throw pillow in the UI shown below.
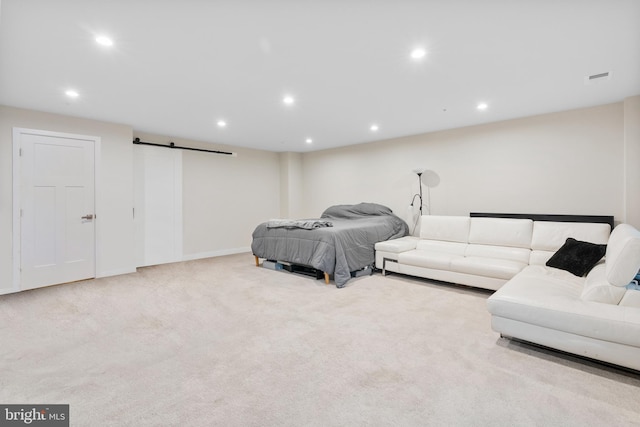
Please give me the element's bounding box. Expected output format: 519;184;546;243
581;264;626;304
605;224;640;287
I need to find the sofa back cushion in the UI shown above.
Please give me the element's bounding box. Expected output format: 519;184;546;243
605;223;640;287
530;221;611;265
420;215;469;243
531;221;610;251
529;251;556;266
469;217;533;248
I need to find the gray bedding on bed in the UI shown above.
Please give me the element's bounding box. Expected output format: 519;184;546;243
251;203;409;287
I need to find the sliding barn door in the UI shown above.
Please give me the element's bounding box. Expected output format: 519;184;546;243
134;144;183;267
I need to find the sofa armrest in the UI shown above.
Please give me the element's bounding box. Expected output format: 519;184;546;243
375;236;420;253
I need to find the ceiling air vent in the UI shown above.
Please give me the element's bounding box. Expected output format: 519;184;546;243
584;71;612;85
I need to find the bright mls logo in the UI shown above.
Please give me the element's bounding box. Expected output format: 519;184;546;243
0;405;69;426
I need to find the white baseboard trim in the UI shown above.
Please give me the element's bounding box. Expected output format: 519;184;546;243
96;267;137;278
182;247;251;261
0;287;18;296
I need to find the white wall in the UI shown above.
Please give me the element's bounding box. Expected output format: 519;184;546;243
624;95;640;227
279;152;304;219
301;102;629;229
0;105;136;292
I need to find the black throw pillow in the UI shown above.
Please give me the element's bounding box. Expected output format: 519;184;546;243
546;238;607;276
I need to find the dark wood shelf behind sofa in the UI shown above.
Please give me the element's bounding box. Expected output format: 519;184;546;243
470;213;614;230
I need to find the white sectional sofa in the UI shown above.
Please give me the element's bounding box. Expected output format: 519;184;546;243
375;214;640;371
375;215;611;291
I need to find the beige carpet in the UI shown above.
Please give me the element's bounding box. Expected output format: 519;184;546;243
1;253;639;426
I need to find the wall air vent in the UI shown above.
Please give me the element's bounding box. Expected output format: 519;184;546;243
584;71;612;85
589;72;609;80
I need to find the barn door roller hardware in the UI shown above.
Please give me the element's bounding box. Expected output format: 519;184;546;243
132;137;236;156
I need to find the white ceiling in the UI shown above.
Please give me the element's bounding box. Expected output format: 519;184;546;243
1;0;639;153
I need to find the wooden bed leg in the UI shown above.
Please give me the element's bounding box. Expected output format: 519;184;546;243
324;272;330;284
254;255;260;266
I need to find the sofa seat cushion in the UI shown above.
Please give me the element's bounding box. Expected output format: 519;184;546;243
398;250;462;270
487;265;640;348
619;290;640;308
465;244;531;264
450;257;527;280
416;240;467;255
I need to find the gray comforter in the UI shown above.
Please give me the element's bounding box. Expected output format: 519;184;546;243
251;203;409;287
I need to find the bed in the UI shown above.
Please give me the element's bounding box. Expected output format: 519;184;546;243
251;203;409;287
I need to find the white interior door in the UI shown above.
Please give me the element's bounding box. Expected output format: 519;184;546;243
134;144;183;267
19;130;96;290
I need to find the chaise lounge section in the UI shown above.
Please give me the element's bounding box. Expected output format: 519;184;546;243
487;223;640;371
375;214;640;371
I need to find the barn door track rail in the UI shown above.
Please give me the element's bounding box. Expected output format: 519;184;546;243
133;137;236;156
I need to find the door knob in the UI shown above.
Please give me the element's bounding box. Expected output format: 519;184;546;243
81;214;94;220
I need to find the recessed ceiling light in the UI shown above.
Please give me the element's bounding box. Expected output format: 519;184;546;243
283;95;295;105
410;48;427;60
370;124;379;132
477;102;488;110
65;89;79;98
95;35;113;47
217;120;227;128
305;138;313;144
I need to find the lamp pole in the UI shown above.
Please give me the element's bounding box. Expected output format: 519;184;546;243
417;171;423;215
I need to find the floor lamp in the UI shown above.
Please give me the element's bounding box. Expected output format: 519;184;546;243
410;168;426;234
411;168;425;215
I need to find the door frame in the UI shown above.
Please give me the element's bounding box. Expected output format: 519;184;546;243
12;127;101;292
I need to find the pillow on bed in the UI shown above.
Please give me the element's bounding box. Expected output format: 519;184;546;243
545;237;606;276
321;203;393;219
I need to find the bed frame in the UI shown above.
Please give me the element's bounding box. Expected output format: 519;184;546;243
254;256;330;284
